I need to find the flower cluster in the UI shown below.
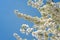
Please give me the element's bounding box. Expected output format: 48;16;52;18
13;0;60;40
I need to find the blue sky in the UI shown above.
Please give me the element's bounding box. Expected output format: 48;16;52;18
0;0;60;40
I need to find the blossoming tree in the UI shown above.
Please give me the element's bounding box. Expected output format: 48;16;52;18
13;0;60;40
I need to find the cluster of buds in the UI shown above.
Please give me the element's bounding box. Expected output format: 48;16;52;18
20;24;33;35
13;0;60;40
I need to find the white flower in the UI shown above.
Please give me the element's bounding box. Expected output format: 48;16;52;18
20;29;26;33
13;33;22;40
21;24;29;29
26;28;33;35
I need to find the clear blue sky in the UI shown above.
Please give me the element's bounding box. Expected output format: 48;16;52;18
0;0;60;40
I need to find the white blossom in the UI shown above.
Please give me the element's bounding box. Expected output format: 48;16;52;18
26;28;33;35
13;33;22;40
13;0;60;40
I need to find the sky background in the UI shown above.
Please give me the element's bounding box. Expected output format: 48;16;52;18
0;0;60;40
